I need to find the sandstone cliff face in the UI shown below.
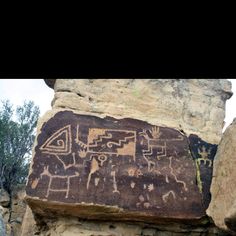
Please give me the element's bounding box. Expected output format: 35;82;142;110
0;188;27;236
52;79;231;144
207;119;236;233
22;79;232;236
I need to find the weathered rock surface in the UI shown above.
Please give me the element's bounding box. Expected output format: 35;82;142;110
20;206;37;236
0;206;6;236
23;79;232;235
48;79;232;144
30;216;228;236
10;189;27;236
0;190;10;207
26;110;217;223
0;187;28;236
207;119;236;232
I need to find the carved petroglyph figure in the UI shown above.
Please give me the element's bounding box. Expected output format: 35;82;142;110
130;181;135;188
39;165;80;198
162;190;176;203
127;167;143;178
87;156;99;190
168;156;188;192
136;194;152;209
75;125;137;161
94;177;100;186
197;146;212;167
111;169;120;194
52;152;79;170
40;125;72;155
140;128;166;172
140;126;184;172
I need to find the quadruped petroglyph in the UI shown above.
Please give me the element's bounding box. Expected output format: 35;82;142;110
26;111;217;218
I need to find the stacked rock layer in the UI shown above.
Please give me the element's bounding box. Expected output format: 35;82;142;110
23;79;232;236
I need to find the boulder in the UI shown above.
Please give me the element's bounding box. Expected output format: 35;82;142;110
26;79;233;235
207;119;236;232
25;110;217;223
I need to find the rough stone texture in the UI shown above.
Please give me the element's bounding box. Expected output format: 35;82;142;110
24;79;232;236
0;206;6;236
207;119;236;233
21;214;229;236
0;190;10;207
25;111;217;222
10;189;27;236
0;187;27;236
50;79;232;144
20;206;37;236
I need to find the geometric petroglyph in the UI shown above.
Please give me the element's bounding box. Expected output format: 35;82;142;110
40;125;72;155
26;111;217;221
76;126;136;161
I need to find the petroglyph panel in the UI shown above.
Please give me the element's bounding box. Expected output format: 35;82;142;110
26;111;217;221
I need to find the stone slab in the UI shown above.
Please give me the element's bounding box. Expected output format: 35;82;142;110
25;111;217;222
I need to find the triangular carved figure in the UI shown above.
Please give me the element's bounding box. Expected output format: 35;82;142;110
40;125;72;155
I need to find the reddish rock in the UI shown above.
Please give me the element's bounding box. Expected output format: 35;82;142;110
25;111;217;223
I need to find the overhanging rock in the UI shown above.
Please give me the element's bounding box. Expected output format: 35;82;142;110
25;110;217;223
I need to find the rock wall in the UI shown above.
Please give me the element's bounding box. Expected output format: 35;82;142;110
22;79;232;236
0;187;27;236
52;79;231;144
207;119;236;233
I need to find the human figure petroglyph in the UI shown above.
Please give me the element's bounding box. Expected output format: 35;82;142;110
140;126;185;172
197;146;212;167
140;128;167;172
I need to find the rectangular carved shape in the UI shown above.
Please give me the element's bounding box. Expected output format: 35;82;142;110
25;111;216;222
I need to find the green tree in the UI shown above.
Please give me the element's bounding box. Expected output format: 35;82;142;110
0;100;40;222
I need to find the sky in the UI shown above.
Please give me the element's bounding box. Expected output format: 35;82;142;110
0;79;235;132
